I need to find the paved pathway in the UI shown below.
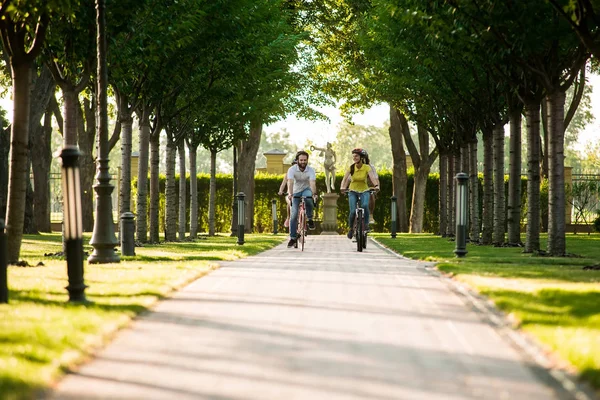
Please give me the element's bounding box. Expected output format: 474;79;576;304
49;235;584;400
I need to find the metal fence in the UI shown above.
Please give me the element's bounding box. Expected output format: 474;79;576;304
48;171;119;222
570;174;600;225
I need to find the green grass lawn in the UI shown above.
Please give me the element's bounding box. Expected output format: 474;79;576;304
374;232;600;393
0;233;284;400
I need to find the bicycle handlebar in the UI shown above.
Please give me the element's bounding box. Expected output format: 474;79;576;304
279;193;314;199
343;188;378;195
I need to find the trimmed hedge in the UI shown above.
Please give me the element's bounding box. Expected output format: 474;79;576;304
133;171;535;234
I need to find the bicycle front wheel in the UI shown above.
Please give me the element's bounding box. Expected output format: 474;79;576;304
356;209;363;252
298;209;305;251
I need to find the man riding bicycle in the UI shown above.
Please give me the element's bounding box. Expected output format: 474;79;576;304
340;148;380;239
286;150;317;248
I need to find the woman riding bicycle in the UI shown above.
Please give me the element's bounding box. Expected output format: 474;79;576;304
340;148;380;239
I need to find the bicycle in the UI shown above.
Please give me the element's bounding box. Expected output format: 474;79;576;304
289;194;313;251
346;188;376;252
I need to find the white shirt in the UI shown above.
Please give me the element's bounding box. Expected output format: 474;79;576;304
286;164;316;194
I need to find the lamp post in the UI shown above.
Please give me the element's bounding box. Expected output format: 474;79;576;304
89;0;119;264
0;219;7;303
237;192;245;245
390;196;397;238
60;146;87;302
272;199;278;234
454;172;469;257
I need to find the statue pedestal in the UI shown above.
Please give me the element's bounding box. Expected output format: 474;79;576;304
320;193;339;234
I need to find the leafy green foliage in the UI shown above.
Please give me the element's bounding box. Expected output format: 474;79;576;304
43;1;94;83
330;121;392;170
255;129;298;168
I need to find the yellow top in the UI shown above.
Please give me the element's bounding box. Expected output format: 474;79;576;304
348;163;371;192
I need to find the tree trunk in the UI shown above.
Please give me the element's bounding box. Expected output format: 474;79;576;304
149;131;160;243
57;87;80;249
25;67;51;235
524;99;541;253
178;139;186;240
460;142;469;175
507;107;522;245
6;62;32;263
450;153;459;236
208;149;217;236
29;64;54;233
389;105;408;232
78;96;96;232
460;143;469;238
164;140;177;241
438;152;448;236
541;101;549;179
31;109;53;232
230;146;238;236
188;142;198;238
237;119;262;233
0;123;8;219
119;101;133;215
410;162;431;233
540;100;550;234
492;123;505;245
469;139;480;242
136;106;150;242
481;127;494;245
546;91;566;256
62;88;79;146
445;153;455;237
1;5;48;261
404;121;436;234
23;161;37;234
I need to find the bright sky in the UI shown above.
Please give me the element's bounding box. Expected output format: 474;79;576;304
263;103;390;148
576;72;600;151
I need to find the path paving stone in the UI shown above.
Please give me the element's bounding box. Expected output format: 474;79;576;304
48;235;581;400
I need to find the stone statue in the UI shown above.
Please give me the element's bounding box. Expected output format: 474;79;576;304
310;142;336;193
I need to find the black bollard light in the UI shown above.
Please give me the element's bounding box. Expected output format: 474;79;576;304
272;199;278;235
60;146;87;302
120;212;136;256
237;192;245;245
454;172;469;257
390;196;397;238
0;219;7;303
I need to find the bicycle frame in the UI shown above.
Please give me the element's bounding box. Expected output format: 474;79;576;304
293;195;311;251
348;189;374;252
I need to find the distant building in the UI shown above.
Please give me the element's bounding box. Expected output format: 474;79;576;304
255;149;291;174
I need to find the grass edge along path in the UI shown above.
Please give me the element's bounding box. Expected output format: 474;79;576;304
374;233;600;397
0;233;285;400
